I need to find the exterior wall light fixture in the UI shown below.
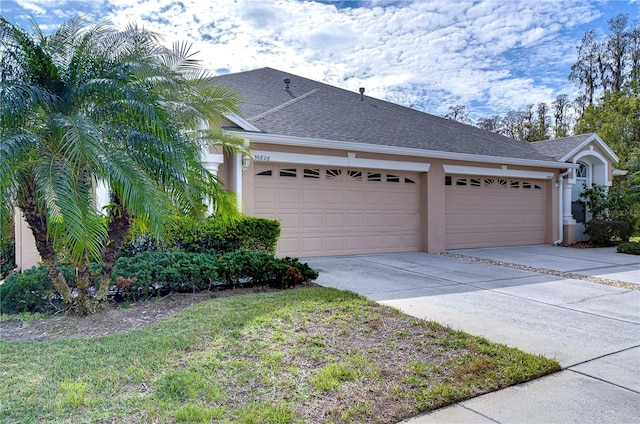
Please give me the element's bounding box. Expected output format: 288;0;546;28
242;154;251;171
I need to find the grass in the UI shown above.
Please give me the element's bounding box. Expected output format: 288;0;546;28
0;287;561;423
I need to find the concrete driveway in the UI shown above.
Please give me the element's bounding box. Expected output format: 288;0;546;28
304;245;640;424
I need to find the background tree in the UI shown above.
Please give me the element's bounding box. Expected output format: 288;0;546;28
476;115;501;133
575;81;640;172
0;17;245;314
551;94;571;138
444;104;471;125
569;30;601;107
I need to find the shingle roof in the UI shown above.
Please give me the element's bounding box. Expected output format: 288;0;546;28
215;67;558;163
530;134;596;161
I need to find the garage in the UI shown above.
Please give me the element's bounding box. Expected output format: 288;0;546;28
445;175;547;249
252;164;422;257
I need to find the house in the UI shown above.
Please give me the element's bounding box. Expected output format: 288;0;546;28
13;67;619;268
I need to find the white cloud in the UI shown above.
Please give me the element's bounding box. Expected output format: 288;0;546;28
7;0;625;120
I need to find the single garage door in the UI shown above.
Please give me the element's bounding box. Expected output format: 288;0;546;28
253;164;421;257
445;175;546;249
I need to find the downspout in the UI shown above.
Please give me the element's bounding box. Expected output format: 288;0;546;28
554;169;572;245
234;139;250;213
234;152;243;212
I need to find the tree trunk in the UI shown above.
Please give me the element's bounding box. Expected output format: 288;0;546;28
72;257;100;315
96;193;130;300
17;185;74;303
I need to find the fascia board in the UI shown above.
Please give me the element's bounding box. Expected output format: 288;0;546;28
443;165;554;180
559;133;619;163
253;150;431;172
235;131;578;170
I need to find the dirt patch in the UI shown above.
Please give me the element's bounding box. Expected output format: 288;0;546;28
0;286;288;342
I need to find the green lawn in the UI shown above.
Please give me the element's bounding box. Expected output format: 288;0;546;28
0;287;560;423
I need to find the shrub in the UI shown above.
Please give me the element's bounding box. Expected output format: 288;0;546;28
216;251;318;289
0;265;68;314
121;216;280;256
579;183;639;244
584;220;632;244
617;241;640;255
111;251;219;300
0;262;103;314
234;217;281;254
112;250;318;300
1;241;16;279
1;213;16;278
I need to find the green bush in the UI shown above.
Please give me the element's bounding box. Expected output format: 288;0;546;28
112;251;219;300
584;220;632;244
112;251;318;300
578;183;639;243
617;241;640;255
1;213;16;279
1;241;16;279
216;251;318;289
0;265;75;314
0;262;103;314
122;216;280;256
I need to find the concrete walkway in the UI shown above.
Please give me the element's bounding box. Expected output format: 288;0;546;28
305;245;640;424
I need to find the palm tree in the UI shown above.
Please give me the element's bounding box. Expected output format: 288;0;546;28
0;17;245;314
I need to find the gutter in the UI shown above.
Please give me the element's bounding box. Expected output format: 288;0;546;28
555;169;572;245
227;130;579;170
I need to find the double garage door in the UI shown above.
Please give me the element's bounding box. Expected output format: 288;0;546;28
253;164;421;257
252;165;547;256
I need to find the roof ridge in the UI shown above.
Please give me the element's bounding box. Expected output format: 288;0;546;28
249;88;320;122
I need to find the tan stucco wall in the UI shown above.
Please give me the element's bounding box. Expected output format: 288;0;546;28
425;162;446;252
14;208;40;271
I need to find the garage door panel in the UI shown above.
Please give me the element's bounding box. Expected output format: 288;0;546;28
346;213;364;227
345;236;365;250
254;165;421;257
278;237;299;253
277;188;299;203
365;214;383;226
301;213;322;229
446;175;546;249
278;213;299;229
254;188;276;205
325;190;344;203
345;191;365;204
324;213;344;227
302;191;322;203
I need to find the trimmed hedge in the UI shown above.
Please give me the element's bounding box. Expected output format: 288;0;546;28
617;242;640;255
112;251;219;300
121;216;280;256
216;250;318;289
111;250;318;301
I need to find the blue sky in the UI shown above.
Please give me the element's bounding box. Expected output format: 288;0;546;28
1;0;638;120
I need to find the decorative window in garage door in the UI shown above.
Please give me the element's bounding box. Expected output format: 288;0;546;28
255;165;418;186
445;176;542;189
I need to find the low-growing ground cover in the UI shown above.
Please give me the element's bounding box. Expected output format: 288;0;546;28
0;287;560;423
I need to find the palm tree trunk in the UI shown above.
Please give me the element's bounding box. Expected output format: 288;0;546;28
96;194;130;300
73;257;97;315
18;188;74;303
